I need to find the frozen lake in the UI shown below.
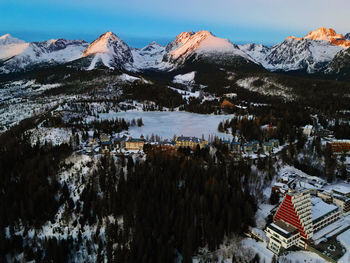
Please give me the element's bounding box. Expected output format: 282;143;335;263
99;111;235;140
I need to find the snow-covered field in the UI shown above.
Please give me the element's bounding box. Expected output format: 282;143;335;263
98;111;235;140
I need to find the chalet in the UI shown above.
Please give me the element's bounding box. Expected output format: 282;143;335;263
100;133;111;143
222;140;232;150
126;137;146;151
243;142;253;153
269;139;280;148
175;136;208;149
100;134;113;153
231;142;241;153
101;140;113;153
251;140;260;152
263;142;273;153
113;136;127;150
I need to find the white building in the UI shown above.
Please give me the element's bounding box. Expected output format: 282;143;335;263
311;197;340;232
265;220;301;255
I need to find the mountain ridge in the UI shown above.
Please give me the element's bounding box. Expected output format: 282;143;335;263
0;27;349;76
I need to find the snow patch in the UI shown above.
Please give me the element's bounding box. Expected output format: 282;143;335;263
173;71;196;84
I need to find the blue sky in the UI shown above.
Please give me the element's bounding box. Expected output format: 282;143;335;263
0;0;349;48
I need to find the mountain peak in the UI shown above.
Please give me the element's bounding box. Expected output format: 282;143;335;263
148;41;161;47
0;33;25;45
169;30;251;63
81;31;133;70
0;33;11;39
286;27;350;48
304;27;342;41
82;31;125;57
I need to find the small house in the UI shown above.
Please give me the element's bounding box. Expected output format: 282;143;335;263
243;142;253;153
113;136;127;150
269;139;280;148
231;142;241;153
126;137;146;151
251;140;260;152
175;136;208;149
263;142;273;153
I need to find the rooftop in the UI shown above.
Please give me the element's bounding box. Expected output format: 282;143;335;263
176;136;205;143
311;197;339;222
268;220;298;238
128;138;146;143
331;183;350;195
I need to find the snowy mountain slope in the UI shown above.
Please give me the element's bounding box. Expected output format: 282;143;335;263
264;38;343;73
0;42;29;61
326;47;350;79
238;43;270;66
0;36;89;73
81;31;133;70
132;42;166;69
345;33;350;40
165;31;195;53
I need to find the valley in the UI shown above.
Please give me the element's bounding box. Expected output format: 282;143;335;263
1;26;350;263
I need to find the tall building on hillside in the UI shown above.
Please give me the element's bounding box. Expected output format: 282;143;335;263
273;190;314;241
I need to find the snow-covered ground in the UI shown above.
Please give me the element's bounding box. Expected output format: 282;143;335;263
240;237;326;263
116;73;141;83
28;127;72;146
280;251;326;263
337;228;350;263
98;111;235;140
241;238;274;262
255;204;275;229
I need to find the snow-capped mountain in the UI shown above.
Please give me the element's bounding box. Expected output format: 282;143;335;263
0;28;349;75
243;28;348;73
288;27;350;48
132;42;166;70
163;30;255;66
0;34;25;45
81;32;133;70
0;35;88;73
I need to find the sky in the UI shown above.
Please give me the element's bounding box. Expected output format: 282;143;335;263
0;0;349;48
